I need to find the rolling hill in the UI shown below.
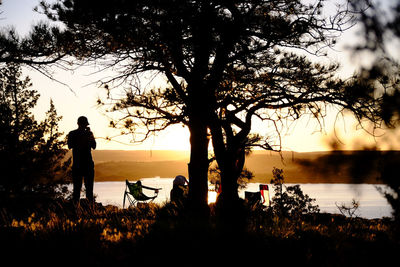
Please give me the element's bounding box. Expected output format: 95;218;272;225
91;150;389;183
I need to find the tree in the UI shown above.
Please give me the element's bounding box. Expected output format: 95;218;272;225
0;63;69;199
38;0;375;212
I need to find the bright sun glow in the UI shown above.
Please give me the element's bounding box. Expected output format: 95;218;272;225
208;191;217;204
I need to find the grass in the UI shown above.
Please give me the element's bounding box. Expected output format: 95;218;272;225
0;198;398;267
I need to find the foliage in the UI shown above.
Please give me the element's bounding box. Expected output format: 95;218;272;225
269;167;320;218
0;63;69;199
348;1;400;236
0;199;397;266
0;0;69;69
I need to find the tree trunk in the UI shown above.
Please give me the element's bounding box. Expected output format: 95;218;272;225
187;94;210;215
215;154;247;230
218;157;240;208
188;121;209;212
215;146;247;228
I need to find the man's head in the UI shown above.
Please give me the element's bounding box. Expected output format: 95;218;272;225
77;116;89;128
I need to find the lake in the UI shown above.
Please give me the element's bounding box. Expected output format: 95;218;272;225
91;178;393;219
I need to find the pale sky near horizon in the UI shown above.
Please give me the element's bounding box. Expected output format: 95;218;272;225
1;0;399;152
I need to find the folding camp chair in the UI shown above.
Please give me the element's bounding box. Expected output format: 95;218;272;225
123;180;161;208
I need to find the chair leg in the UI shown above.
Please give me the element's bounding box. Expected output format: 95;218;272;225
123;192;159;208
123;192;127;208
125;194;137;208
123;192;135;208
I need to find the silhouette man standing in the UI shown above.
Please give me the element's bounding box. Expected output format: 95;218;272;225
67;116;96;203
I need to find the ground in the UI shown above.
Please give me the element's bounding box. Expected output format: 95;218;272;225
0;198;398;266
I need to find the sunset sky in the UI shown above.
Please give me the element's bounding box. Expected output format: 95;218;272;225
1;0;399;152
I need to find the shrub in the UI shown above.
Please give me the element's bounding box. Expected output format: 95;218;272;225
270;167;320;218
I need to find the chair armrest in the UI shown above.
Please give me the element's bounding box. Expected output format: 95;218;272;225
141;185;162;191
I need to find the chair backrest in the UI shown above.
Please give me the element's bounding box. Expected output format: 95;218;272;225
259;184;270;206
127;180;143;198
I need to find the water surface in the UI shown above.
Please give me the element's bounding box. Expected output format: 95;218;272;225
92;178;393;219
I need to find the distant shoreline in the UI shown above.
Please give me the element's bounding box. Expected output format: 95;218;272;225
93;178;385;185
91;150;393;184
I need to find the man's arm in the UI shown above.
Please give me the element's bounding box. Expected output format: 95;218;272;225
89;130;96;150
67;131;74;149
91;138;97;150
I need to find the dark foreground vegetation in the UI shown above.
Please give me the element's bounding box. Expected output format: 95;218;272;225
0;197;398;267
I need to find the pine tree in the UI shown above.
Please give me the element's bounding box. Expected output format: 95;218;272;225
0;64;69;199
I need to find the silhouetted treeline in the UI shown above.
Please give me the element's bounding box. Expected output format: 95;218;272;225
0;64;70;200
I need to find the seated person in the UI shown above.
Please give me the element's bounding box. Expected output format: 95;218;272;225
170;175;189;204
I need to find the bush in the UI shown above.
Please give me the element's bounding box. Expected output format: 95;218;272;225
270;167;320;218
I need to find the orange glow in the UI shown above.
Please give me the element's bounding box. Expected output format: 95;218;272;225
208;191;217;204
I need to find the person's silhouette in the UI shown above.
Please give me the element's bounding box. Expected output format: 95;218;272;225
170;175;189;204
67;116;96;203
